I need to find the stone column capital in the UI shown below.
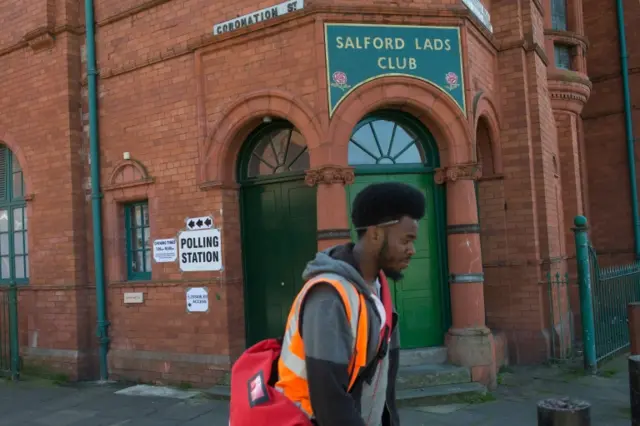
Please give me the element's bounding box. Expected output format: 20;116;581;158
305;165;355;187
434;163;482;185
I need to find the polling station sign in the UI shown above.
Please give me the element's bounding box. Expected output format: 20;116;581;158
178;228;222;272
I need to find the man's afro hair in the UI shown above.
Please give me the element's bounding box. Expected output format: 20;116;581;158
351;182;426;230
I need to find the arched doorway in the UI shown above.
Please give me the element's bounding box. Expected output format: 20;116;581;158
345;110;448;349
238;120;318;346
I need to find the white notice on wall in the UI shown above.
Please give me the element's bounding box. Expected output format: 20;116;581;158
186;287;209;313
153;238;177;263
178;229;222;272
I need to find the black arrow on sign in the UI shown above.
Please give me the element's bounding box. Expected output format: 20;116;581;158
204;217;212;227
188;220;195;229
196;219;203;228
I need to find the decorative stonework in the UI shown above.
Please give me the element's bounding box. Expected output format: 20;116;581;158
434;163;482;185
23;27;55;52
305;165;355;187
548;70;592;114
104;159;154;191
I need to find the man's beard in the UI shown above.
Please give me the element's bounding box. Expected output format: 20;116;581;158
379;237;404;282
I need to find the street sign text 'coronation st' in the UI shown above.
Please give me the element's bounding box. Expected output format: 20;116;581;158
213;0;304;36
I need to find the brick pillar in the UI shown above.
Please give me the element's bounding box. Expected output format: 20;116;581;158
436;163;497;389
305;165;354;250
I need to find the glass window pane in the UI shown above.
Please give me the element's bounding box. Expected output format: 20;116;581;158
11;154;21;173
24;231;28;254
555;44;571;70
0;211;8;233
1;257;10;279
134;205;143;227
14;232;23;255
13;208;23;231
144;250;152;272
135;229;143;250
0;234;8;256
247;126;309;177
24;255;29;279
14;256;24;279
12;172;23;199
135;251;144;273
142;205;149;226
349;118;425;166
551;0;568;31
144;228;150;249
348;142;377;165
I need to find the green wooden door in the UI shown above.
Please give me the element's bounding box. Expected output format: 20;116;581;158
346;174;443;348
242;180;317;346
346;110;446;349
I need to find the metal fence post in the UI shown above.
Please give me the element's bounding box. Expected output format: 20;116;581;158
8;281;19;380
573;215;597;374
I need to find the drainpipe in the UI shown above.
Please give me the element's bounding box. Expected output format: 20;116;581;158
616;0;640;259
84;0;110;380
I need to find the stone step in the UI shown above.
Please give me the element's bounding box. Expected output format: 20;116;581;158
399;347;447;367
396;382;488;408
396;364;471;390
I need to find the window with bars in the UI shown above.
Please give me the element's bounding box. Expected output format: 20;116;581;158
124;201;151;281
0;147;28;284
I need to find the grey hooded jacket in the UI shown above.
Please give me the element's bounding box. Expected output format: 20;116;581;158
298;243;400;426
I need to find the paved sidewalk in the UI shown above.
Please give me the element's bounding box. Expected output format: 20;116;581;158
0;356;632;425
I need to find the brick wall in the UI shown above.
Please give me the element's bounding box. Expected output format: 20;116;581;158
0;0;90;378
583;0;640;261
0;0;592;384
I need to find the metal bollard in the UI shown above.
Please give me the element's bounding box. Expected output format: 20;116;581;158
630;304;640;356
537;398;591;426
630;355;640;425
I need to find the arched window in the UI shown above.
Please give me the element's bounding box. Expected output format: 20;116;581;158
0;147;28;284
244;122;309;179
348;115;429;166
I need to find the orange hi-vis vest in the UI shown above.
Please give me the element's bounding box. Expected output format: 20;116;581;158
274;273;371;419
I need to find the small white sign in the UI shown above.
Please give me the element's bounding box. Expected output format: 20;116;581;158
153;238;177;263
185;216;213;231
124;292;144;304
178;228;222;272
462;0;493;32
186;287;209;313
213;0;304;36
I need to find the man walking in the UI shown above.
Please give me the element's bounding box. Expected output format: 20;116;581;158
275;181;426;425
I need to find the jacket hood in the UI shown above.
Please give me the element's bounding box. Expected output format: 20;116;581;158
301;243;372;296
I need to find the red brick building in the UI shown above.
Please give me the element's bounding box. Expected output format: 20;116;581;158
0;0;629;390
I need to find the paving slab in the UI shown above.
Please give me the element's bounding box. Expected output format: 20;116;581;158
0;355;633;425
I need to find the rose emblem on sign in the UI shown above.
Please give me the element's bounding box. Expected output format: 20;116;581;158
445;72;459;91
331;71;351;91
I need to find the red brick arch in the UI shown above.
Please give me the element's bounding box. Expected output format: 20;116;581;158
201;89;324;185
0;129;32;195
324;76;474;168
473;94;503;174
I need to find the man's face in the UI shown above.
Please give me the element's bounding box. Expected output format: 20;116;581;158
377;216;418;281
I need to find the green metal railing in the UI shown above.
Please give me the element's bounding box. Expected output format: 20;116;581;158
573;215;640;373
547;272;576;362
0;283;19;379
589;246;640;362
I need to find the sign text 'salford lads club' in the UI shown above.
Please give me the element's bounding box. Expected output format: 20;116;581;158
213;0;304;36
